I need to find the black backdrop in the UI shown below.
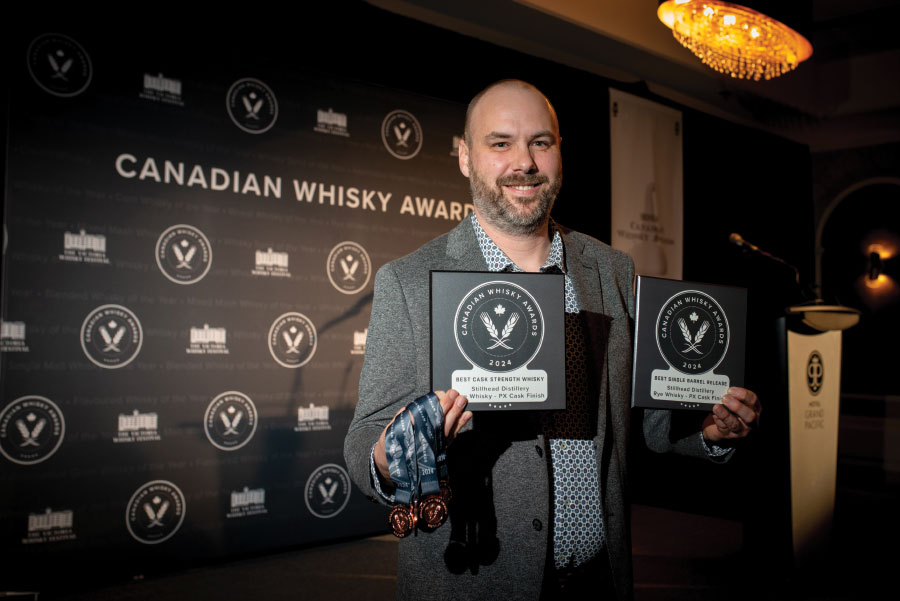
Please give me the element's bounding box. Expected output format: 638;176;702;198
2;2;813;591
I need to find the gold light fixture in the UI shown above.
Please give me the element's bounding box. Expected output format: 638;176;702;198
658;0;813;80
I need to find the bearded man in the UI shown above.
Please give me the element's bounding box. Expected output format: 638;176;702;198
344;79;760;600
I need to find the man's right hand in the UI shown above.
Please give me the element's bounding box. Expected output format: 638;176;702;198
374;389;472;483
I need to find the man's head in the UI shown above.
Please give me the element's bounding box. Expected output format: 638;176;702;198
459;80;562;237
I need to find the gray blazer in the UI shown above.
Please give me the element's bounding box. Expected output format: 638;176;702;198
344;217;717;600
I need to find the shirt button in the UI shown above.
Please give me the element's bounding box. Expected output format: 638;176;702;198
532;519;542;531
535;445;543;457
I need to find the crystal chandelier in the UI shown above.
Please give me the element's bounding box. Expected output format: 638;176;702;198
657;0;813;81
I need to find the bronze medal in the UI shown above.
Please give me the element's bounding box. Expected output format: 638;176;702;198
389;505;414;538
418;495;448;530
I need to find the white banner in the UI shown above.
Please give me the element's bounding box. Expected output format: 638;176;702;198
610;89;682;279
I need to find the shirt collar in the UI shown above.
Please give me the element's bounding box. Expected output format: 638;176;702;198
469;212;566;274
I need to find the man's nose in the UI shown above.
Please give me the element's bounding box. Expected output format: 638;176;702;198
512;143;537;174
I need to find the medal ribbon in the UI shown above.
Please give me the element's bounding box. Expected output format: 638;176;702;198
409;394;443;497
385;408;417;505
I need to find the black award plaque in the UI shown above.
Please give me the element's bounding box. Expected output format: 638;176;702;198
632;276;747;411
431;271;565;411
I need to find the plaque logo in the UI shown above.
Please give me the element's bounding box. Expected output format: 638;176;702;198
454;281;544;373
226;78;278;134
326;241;371;294
155;224;212;285
204;391;258;451
305;463;350;519
655;290;729;375
807;351;823;396
381;109;423;160
268;312;318;368
0;396;65;465
125;480;186;544
27;33;92;97
80;304;143;369
23;507;76;544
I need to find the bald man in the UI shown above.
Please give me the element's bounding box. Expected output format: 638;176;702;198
344;80;760;600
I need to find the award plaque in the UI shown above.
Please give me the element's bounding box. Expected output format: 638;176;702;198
632;275;747;411
431;271;565;411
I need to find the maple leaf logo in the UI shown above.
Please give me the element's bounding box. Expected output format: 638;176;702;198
689;312;699;322
493;304;506;316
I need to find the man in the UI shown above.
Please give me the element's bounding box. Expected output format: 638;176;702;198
344;80;760;600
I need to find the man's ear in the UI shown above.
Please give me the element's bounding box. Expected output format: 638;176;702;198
458;138;470;178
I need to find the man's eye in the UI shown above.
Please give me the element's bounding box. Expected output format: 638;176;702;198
493;142;509;148
532;140;549;147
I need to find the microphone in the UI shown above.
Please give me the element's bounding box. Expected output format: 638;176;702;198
729;233;760;253
729;233;801;287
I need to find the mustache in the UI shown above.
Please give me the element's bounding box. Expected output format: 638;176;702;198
496;174;549;186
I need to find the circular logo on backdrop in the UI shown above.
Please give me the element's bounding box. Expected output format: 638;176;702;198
226;78;278;134
381;109;423;160
454;281;544;373
656;290;729;375
326;241;371;294
0;396;65;465
204;391;258;451
81;305;143;369
155;224;212;285
125;480;186;544
807;351;824;396
27;33;92;97
305;463;351;519
268;312;318;368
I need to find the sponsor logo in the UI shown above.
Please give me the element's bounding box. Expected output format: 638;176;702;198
807;351;823;396
226;78;278;134
226;486;267;519
326;241;371;294
351;328;367;355
113;409;161;444
139;72;184;106
252;247;291;278
305;463;350;519
59;229;109;264
294;403;331;433
125;480;186;544
80;304;143;369
655;290;729;375
450;135;462;157
454;281;545;373
155;224;212;285
381;109;423;160
314;108;349;137
27;33;92;97
268;313;317;368
186;324;229;355
0;396;65;465
1;320;29;353
23;508;76;544
204;391;257;451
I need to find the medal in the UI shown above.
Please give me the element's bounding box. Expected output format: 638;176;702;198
389;504;415;538
418;495;448;530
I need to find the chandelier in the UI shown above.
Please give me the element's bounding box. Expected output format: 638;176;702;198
657;0;813;81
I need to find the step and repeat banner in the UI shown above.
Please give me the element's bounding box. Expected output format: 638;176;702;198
1;32;471;577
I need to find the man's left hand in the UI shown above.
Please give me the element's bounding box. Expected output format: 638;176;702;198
702;387;761;443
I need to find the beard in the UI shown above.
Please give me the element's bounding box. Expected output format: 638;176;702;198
469;162;561;236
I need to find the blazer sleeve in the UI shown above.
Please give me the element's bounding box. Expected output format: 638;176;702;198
343;262;422;502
